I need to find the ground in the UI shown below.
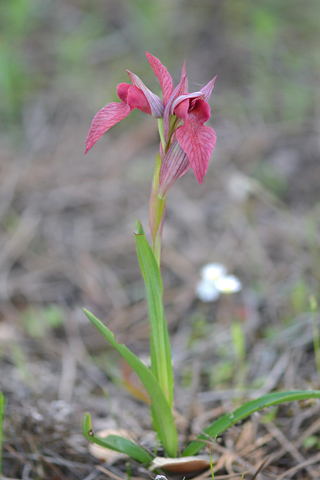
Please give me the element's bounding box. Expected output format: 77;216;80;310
1;1;320;479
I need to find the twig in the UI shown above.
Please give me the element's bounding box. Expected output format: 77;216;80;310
277;451;320;480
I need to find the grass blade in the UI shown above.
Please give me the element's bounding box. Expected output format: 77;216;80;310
135;220;173;406
83;413;153;464
83;309;178;457
182;390;320;457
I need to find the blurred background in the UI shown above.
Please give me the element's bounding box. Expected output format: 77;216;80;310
1;0;320;478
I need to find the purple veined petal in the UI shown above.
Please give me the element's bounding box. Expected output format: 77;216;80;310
200;75;217;103
163;74;188;142
175;99;216;184
127;70;164;118
85;102;131;154
126;85;152;114
117;82;152;113
176;122;216;184
158;140;191;197
145;52;173;106
171;91;203;114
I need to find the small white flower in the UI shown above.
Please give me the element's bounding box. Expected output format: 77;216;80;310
201;263;227;282
215;275;242;294
196;279;220;302
196;263;243;302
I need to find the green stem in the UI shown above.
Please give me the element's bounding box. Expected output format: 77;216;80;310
158;118;165;152
151;195;166;266
152;232;161;266
149;151;166;266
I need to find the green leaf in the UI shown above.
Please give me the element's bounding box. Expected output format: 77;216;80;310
83;309;178;457
182;390;320;457
134;220;173;407
83;413;152;464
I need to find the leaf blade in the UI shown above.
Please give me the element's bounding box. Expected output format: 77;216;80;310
83;413;152;464
83;309;178;457
182;390;320;457
134;220;173;406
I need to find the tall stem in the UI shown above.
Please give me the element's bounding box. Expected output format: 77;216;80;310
149;185;166;265
152;201;166;265
149;148;166;266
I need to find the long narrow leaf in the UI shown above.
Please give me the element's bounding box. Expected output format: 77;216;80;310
182;390;320;457
83;309;178;457
135;220;173;406
83;413;153;464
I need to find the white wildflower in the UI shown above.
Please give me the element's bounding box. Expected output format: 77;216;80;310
196;263;243;302
201;263;227;282
196;279;220;303
215;275;242;294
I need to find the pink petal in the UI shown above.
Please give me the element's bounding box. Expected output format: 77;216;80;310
117;83;131;102
127;70;164;118
176;100;216;184
201;76;217;103
172;91;203;116
163;74;188;142
159;140;191;197
145;52;173;106
85;102;131;154
172;97;190;121
127;85;151;114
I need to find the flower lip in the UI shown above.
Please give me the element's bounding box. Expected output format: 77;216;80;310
174;98;216;184
85;101;132;154
171;91;204;115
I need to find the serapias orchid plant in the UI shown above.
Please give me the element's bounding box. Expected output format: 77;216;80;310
83;53;320;467
85;52;216;264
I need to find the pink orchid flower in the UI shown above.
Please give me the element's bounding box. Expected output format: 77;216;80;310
85;53;171;154
85;52;216;187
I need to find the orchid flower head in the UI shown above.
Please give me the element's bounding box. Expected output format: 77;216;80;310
85;53;170;154
158;75;217;192
85;53;217;187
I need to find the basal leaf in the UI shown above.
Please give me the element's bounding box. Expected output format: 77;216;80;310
83;413;152;464
83;309;178;457
135;220;173;406
182;390;320;457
